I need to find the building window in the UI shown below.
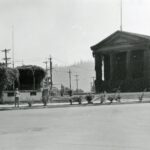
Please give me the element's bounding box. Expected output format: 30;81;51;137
7;92;15;97
30;91;37;96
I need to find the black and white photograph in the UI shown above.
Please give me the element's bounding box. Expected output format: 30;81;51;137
0;0;150;150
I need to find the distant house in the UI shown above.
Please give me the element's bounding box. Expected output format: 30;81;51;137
91;30;150;93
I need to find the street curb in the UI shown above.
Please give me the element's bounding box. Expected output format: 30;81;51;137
0;100;150;111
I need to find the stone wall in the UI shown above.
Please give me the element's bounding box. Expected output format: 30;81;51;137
2;90;42;103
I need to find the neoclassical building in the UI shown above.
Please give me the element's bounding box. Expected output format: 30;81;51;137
91;30;150;92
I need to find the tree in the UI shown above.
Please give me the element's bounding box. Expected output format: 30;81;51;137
17;65;46;90
0;66;19;102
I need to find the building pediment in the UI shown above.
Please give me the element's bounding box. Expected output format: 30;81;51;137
91;30;150;52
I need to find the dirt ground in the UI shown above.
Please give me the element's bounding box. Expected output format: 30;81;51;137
0;103;150;150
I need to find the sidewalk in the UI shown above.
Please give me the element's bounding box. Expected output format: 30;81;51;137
0;102;71;111
0;98;150;111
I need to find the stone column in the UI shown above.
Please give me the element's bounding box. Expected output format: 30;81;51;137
144;50;149;88
144;50;148;78
110;53;115;80
126;51;132;80
95;53;102;93
95;53;102;81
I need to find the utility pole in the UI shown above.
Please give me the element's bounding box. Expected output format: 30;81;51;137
68;69;72;90
1;49;11;67
43;61;48;86
48;56;53;90
68;69;72;96
74;74;79;93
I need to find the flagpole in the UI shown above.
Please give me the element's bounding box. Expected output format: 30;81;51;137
12;25;15;68
120;0;123;31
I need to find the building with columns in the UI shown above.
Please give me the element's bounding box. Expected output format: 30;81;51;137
91;30;150;93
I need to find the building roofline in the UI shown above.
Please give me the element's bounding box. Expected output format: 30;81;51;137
91;30;150;51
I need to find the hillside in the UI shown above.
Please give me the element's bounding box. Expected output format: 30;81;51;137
53;61;95;92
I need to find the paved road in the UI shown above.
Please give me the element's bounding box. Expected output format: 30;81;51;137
0;103;150;150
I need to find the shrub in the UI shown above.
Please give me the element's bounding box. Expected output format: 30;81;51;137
0;66;19;101
85;94;93;104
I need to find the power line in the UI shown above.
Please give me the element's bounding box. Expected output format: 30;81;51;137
15;60;24;66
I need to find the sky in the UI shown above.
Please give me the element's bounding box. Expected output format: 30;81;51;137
0;0;150;67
